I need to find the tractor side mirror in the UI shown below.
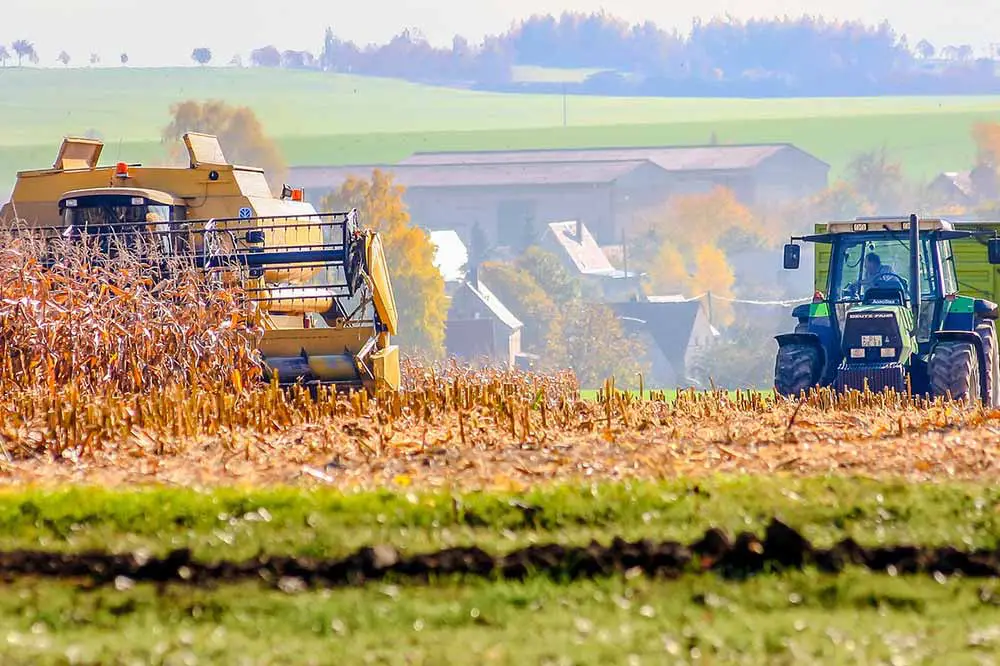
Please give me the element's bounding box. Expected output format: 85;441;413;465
783;243;801;270
989;238;1000;265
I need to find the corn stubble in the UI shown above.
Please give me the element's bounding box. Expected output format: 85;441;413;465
1;227;1000;487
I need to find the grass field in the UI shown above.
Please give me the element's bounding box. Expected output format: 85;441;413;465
2;67;1000;194
2;477;1000;663
9;571;1000;664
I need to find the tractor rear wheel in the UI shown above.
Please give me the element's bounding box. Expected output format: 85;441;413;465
976;321;998;408
929;340;981;405
774;344;820;398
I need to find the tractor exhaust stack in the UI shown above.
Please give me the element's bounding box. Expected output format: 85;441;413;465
909;213;921;321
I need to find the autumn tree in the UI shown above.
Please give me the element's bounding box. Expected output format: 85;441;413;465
518;246;580;305
543;301;646;389
973;121;1000;168
479;260;556;351
631;186;758;254
845;146;906;209
321;169;447;358
688;244;737;327
161;100;287;191
630;186;755;310
191;48;212;66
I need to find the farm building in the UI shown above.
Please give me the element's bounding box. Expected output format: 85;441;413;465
611;298;717;387
289;143;829;248
445;277;524;368
926;166;999;207
538;220;642;300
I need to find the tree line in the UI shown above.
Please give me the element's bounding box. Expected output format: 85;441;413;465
308;13;1000;96
5;13;1000;95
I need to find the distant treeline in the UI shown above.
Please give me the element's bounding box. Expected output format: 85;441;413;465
266;13;1000;97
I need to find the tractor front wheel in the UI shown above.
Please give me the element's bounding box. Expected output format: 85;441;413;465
929;340;981;405
774;344;820;398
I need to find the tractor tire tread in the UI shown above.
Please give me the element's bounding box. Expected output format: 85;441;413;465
929;340;980;404
774;344;820;398
976;321;998;408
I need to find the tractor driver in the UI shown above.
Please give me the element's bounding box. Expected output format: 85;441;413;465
845;252;895;298
860;253;892;289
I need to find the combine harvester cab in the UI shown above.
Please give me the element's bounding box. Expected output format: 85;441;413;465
776;214;1000;405
0;132;400;393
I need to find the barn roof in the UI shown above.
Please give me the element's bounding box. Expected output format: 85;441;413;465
543;221;616;276
289;160;650;191
398;143;829;171
461;280;523;331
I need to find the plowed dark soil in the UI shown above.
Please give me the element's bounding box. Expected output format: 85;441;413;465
2;519;999;588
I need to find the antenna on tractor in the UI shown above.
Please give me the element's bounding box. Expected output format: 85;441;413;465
909;213;921;321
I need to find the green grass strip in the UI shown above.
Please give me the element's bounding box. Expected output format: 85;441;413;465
1;475;999;560
1;570;999;664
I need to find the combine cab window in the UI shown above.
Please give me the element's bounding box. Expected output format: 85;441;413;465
830;233;939;304
61;195;186;256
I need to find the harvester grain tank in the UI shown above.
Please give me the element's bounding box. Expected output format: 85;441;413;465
0;132;400;393
776;214;1000;405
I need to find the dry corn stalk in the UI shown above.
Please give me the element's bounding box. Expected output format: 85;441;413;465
0;225;264;396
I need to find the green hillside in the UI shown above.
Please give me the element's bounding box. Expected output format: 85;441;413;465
2;66;1000;192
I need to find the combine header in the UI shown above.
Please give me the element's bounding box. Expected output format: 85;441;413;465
0;132;400;393
777;214;1000;405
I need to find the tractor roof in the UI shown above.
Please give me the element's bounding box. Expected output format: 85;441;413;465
825;217;954;234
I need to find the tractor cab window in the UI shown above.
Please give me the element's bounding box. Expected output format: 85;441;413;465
939;240;959;296
830;233;939;305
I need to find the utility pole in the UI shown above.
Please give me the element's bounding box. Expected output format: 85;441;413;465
562;83;567;128
621;229;628;283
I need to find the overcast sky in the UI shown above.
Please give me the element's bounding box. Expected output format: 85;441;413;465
2;0;997;67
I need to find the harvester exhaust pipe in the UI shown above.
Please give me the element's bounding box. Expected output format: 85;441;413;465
909;213;920;321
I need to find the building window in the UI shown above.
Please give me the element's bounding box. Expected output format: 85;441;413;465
497;200;537;248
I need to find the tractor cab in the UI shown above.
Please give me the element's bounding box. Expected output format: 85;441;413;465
776;215;1000;405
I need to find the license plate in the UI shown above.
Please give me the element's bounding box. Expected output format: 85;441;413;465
861;335;883;347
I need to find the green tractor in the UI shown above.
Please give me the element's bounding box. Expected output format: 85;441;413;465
776;214;1000;405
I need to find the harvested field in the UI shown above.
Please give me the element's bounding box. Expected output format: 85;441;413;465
2;374;999;488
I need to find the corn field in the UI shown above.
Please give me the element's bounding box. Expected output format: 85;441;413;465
1;224;1000;488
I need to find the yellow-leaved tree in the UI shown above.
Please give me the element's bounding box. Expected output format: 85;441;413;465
688;244;736;326
161;100;287;193
973;121;1000;168
322;169;447;359
646;241;692;295
631;186;750;308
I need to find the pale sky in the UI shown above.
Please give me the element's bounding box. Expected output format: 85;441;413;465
1;0;996;67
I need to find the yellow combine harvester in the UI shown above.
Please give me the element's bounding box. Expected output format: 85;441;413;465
0;132;400;393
